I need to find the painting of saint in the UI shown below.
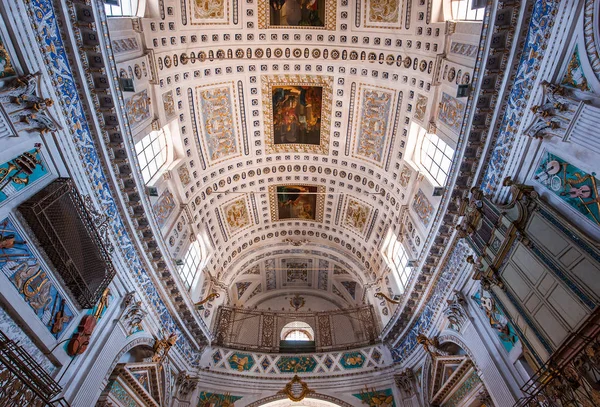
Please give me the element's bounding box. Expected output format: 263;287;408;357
272;86;322;146
269;0;325;27
276;185;317;220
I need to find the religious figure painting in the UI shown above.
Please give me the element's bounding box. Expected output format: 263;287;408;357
259;0;336;29
269;0;325;27
270;184;325;222
272;85;323;146
263;75;332;155
0;217;74;339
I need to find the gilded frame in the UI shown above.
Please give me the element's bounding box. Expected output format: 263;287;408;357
269;183;325;222
258;0;337;30
262;74;332;155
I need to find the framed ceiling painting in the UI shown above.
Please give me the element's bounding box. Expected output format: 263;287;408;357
263;75;332;155
269;183;325;222
258;0;336;30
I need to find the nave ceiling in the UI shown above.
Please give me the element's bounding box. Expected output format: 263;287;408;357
109;0;481;320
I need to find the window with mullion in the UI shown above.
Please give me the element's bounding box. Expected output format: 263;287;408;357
135;130;168;184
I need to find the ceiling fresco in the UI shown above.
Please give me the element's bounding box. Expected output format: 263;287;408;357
105;0;480;323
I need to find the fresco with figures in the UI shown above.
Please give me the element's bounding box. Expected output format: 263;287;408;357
0;218;74;339
353;85;395;166
272;85;323;146
263;75;332;155
266;0;325;27
0;146;48;204
196;83;241;165
472;289;519;353
534;152;600;226
270;184;324;221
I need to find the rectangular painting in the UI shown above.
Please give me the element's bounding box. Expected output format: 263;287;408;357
412;189;434;226
0;145;49;204
364;0;401;29
272;85;323;146
269;184;325;222
125;89;151;129
0;217;74;339
534;151;600;226
263;75;332;155
352;85;397;167
196;83;242;166
221;196;253;236
342;197;372;236
189;0;230;25
259;0;336;30
438;92;466;134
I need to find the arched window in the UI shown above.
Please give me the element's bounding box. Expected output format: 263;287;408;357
135;129;167;184
451;0;485;21
381;231;412;294
420;132;454;186
281;321;315;341
105;0;141;17
177;240;202;290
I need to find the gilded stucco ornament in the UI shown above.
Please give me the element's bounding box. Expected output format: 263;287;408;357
278;375;314;402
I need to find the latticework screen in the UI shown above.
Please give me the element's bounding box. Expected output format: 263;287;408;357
213;305;379;352
18;178;115;308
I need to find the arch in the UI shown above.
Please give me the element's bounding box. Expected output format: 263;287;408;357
100;333;155;384
246;394;354;407
281;321;315;341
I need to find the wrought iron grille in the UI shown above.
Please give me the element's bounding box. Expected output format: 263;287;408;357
213;305;379;352
0;330;70;406
514;309;600;407
18;178;115;308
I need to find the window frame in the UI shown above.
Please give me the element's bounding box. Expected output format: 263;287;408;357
135;129;168;184
450;0;485;21
382;232;413;294
177;240;202;290
420;131;454;187
105;0;141;17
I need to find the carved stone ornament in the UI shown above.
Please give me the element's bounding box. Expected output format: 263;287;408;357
395;368;415;395
277;375;314;402
417;334;449;359
443;290;469;332
122;297;148;335
524;81;585;140
477;389;494;406
0;73;61;136
174;372;197;399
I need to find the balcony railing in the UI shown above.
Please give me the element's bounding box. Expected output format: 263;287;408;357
514;309;600;407
214;305;379;353
0;330;69;406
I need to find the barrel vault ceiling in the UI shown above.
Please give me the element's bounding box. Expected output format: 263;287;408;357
112;0;479;319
